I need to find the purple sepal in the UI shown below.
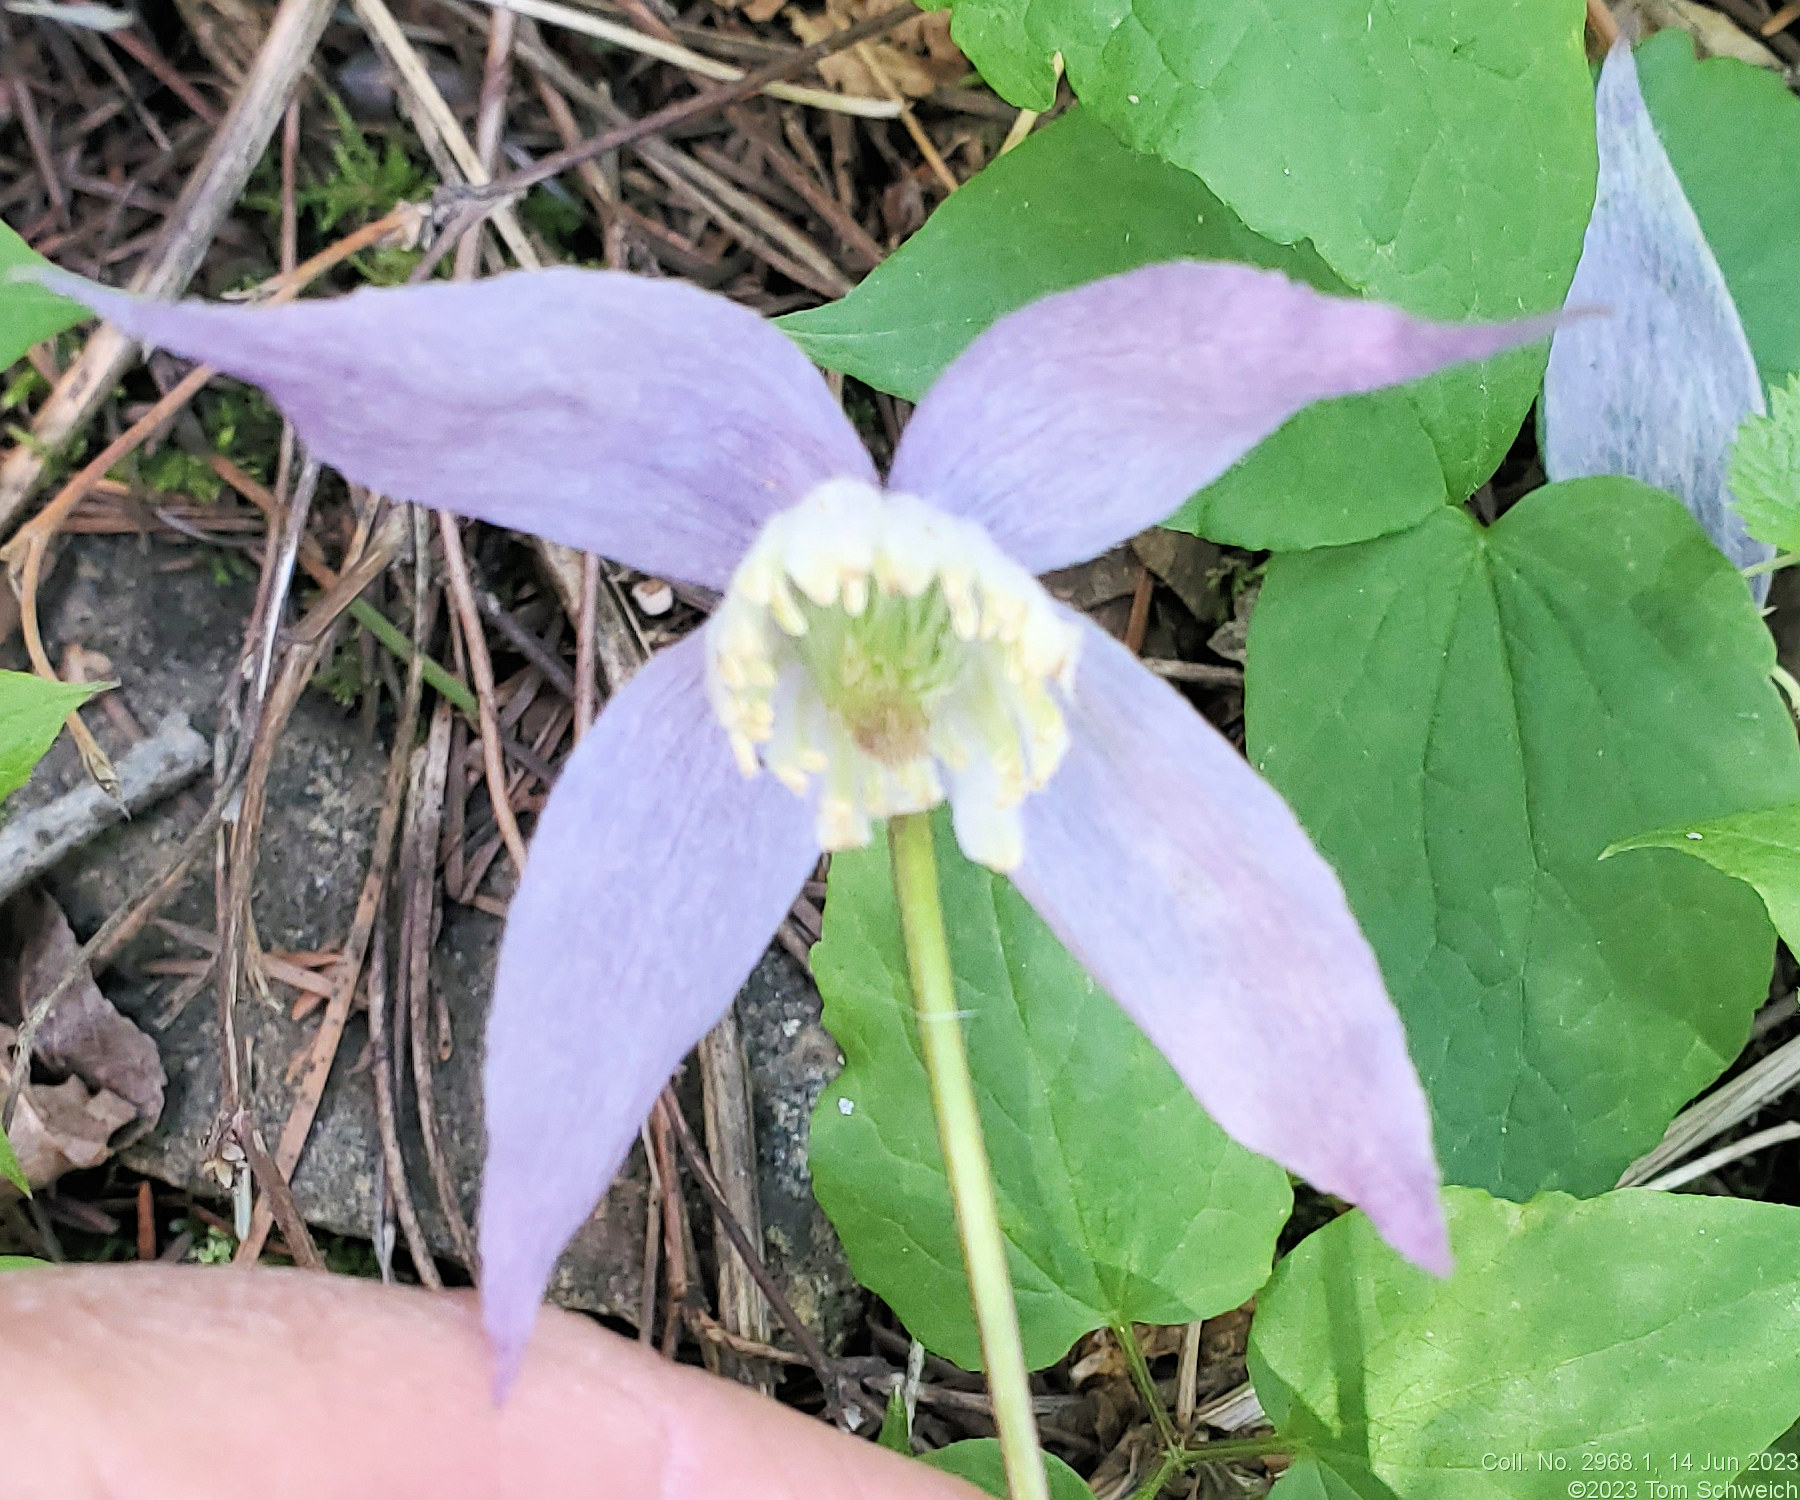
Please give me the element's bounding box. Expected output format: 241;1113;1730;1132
1542;43;1772;597
1016;619;1450;1275
39;267;873;588
478;634;819;1392
891;261;1561;574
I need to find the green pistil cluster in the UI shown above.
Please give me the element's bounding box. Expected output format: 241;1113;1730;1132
794;586;963;764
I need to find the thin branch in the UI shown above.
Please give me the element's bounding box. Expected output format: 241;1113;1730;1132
467;0;899;118
660;1093;841;1407
461;3;920;204
437;483;529;876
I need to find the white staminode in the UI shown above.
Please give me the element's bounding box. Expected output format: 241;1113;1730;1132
705;478;1081;870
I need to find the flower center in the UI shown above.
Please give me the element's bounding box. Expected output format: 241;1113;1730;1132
704;478;1080;869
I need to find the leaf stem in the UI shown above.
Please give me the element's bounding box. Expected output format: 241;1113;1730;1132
1181;1433;1294;1464
887;812;1049;1500
348;597;477;718
1113;1318;1178;1450
1742;551;1798;579
1126;1448;1184;1500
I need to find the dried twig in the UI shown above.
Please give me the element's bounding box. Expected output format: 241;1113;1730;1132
1641;1121;1800;1192
0;0;337;533
1141;660;1243;687
402;700;477;1267
462;3;920;204
234;1109;323;1269
853;41;958;196
360;510;445;1287
235;561;430;1261
439;510;529;875
1585;0;1621;49
368;918;441;1287
1713;0;1800;61
726;106;885;270
574;552;602;732
649;1091;693;1357
698;1003;773;1391
470;0;899;117
350;0;541;269
661;1092;840;1406
0;715;208;907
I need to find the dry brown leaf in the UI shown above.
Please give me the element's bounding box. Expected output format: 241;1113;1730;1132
0;1025;137;1198
1088;1423;1164;1500
1613;0;1782;65
785;0;967;98
723;0;784;22
1207;581;1260;666
0;889;165;1126
1043;545;1142;614
1131;529;1227;626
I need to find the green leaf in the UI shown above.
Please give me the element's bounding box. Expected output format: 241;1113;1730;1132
1251;1188;1800;1498
1248;478;1800;1199
1638;30;1800;388
0;221;87;373
919;1440;1091;1500
877;1388;911;1455
1609;800;1800;957
0;1126;30;1197
782;110;1338;401
923;0;1596;499
810;813;1292;1372
782;109;1446;550
0;669;101;803
1728;373;1800;552
0;1256;45;1270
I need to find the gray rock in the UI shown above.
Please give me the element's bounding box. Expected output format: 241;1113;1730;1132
16;533;857;1341
737;946;862;1353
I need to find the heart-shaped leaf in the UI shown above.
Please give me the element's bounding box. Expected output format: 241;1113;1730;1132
1251;1188;1800;1498
1637;30;1800;388
809;813;1292;1371
920;0;1596;499
1248;478;1800;1198
782;110;1446;551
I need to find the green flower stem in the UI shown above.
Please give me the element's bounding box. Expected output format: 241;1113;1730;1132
888;812;1049;1500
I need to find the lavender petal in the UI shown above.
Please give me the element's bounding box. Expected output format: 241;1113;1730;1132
888;261;1561;574
1014;619;1449;1274
479;633;820;1389
1542;43;1773;595
40;268;873;588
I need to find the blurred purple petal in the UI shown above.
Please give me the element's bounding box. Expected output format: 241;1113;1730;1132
889;262;1560;574
479;633;819;1389
1013;620;1448;1274
43;268;872;588
1542;43;1772;595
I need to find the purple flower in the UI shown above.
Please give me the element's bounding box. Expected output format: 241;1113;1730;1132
44;261;1555;1379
